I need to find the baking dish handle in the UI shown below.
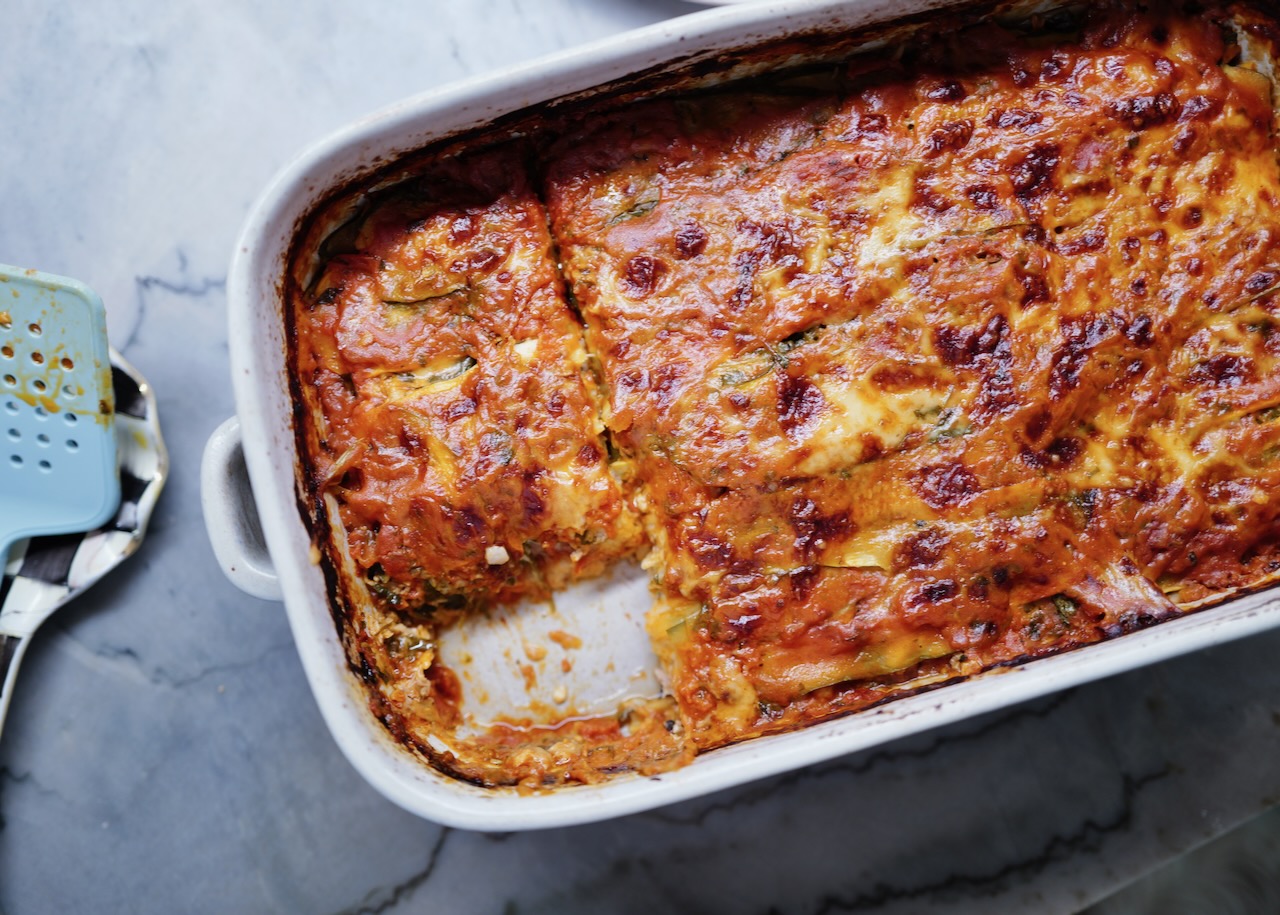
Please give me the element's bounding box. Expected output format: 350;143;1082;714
201;417;283;601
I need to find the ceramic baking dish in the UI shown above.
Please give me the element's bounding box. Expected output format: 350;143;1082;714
201;0;1280;830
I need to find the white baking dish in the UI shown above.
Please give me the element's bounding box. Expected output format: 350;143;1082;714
202;0;1280;831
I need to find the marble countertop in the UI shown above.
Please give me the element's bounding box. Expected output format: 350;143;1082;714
4;1;1280;911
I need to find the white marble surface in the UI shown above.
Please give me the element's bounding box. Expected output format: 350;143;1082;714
3;0;1280;911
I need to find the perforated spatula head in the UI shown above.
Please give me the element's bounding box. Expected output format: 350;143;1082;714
0;265;119;562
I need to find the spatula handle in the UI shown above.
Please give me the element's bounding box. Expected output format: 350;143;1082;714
0;633;27;743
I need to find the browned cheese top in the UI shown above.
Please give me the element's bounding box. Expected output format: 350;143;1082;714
545;3;1280;747
293;1;1280;781
295;150;640;621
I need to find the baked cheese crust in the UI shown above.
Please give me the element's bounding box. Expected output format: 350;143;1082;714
292;150;646;768
292;1;1280;782
546;3;1280;748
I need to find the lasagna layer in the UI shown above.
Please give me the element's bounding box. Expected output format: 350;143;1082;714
292;1;1280;783
545;3;1280;748
292;149;644;759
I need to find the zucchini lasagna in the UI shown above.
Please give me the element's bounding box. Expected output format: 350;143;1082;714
290;1;1280;785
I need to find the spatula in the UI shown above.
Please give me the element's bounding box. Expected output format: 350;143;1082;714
0;265;120;728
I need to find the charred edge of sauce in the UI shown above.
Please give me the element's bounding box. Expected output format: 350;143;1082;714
281;263;356;643
368;693;495;789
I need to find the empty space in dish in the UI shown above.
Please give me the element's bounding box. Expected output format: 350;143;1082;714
436;562;662;733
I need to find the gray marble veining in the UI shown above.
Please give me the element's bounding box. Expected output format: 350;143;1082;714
3;1;1280;912
1088;804;1280;915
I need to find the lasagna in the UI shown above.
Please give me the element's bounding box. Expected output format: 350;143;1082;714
290;1;1280;785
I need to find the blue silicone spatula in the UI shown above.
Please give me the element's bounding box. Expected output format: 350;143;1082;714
0;265;119;729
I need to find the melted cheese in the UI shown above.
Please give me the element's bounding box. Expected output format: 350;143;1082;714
295;1;1280;780
548;1;1280;750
